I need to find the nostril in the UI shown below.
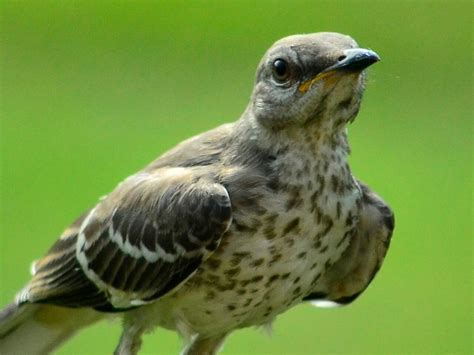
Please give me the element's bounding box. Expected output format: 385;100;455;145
337;55;346;61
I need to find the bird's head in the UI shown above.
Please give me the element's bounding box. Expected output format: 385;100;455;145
250;32;379;134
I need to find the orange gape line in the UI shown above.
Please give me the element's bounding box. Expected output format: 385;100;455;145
298;70;354;93
298;71;335;93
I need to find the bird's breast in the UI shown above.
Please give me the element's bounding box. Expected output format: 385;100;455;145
144;155;361;336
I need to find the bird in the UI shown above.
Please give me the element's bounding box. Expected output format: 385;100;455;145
0;32;394;355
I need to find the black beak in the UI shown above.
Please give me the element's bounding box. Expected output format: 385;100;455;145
324;48;380;73
298;48;380;93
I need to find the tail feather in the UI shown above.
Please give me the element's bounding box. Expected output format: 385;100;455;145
0;302;103;354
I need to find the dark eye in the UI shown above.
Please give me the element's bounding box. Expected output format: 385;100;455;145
272;59;290;83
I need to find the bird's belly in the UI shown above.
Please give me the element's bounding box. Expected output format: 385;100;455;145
146;196;359;336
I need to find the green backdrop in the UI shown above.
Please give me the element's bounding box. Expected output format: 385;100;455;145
1;1;471;354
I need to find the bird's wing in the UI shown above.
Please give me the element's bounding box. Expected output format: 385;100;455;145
20;167;232;310
305;180;394;306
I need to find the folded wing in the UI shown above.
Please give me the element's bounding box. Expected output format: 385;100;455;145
20;167;232;311
305;180;394;306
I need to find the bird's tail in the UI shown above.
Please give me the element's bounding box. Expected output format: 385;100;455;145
0;302;103;354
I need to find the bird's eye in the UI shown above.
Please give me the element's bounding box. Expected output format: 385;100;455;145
272;59;290;83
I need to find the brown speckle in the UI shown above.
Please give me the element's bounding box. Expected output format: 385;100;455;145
264;213;279;224
313;240;322;249
338;97;352;110
263;225;277;240
233;251;251;258
236;288;247;295
285;185;303;211
207;258;221;270
230;252;250;266
325;259;332;270
205;291;216;300
206;274;219;283
321;215;334;236
250;258;264;267
243;298;253;307
266;274;280;286
336;201;342;218
234;221;257;233
310;190;320;211
317;174;325;192
285;238;295;247
214;281;236;292
268;253;282;266
311;273;322;286
345;211;354;227
224;267;241;278
268;245;278;255
337;230;353;248
251;275;264;283
282;217;300;237
313;205;322;223
254;206;267;216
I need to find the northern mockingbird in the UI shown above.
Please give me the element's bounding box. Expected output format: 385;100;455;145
0;32;394;355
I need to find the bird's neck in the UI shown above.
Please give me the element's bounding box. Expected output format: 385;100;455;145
235;111;351;162
231;113;353;190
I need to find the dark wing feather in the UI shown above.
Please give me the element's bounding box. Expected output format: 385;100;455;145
19;211;112;309
20;167;232;310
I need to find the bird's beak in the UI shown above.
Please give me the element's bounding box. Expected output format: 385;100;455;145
299;48;380;93
323;48;380;73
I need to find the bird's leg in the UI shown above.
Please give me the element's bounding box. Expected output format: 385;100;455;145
181;334;228;355
114;323;144;355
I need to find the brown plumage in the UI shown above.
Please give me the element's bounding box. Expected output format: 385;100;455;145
0;32;394;355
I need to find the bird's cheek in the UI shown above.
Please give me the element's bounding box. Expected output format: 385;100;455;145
253;98;287;129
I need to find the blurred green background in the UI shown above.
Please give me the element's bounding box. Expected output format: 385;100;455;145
1;1;472;354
